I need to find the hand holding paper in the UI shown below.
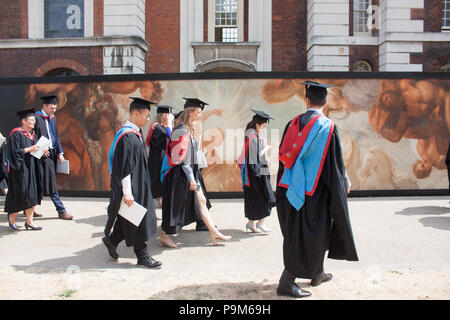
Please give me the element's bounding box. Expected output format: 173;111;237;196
118;199;147;227
31;136;52;159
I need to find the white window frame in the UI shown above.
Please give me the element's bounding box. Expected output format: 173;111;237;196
28;0;93;39
353;0;371;35
208;0;244;42
443;0;450;30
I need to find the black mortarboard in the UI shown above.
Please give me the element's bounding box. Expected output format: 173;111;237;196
251;109;274;123
300;80;335;89
183;97;209;110
40;95;58;105
156;105;173;114
129;97;156;110
16;108;35;119
301;80;334;104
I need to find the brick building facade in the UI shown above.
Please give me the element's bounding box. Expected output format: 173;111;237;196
0;0;449;77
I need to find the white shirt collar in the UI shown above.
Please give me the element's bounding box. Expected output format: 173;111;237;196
306;108;324;116
124;120;140;131
41;109;50;117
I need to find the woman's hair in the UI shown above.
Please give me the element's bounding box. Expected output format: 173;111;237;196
245;115;267;133
180;107;197;133
152;113;164;125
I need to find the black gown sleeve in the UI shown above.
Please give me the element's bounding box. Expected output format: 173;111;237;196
8;132;25;172
247;136;261;177
150;125;168;151
321;125;359;261
110;134;133;188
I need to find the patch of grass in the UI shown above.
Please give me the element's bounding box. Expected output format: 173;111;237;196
58;289;77;298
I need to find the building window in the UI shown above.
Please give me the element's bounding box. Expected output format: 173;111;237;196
214;0;238;42
45;0;84;38
208;0;244;42
353;0;371;34
352;60;372;72
443;0;450;29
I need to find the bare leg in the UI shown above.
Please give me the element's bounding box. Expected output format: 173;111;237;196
196;188;231;245
8;212;18;225
159;230;178;248
24;207;35;226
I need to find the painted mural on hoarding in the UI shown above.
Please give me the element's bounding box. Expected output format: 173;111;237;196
22;77;449;192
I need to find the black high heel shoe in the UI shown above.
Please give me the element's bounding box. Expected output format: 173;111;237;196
24;223;42;231
7;214;20;231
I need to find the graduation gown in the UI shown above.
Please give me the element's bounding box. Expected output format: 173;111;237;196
161;123;204;233
4;128;43;213
240;131;275;220
276;110;358;279
34;111;63;195
0;142;8;190
105;127;157;247
148;123;169;198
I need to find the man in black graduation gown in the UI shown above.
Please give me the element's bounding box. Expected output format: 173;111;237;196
103;97;161;269
276;81;358;298
34;95;72;220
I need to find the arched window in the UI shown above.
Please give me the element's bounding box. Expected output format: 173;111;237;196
440;64;450;72
352;60;373;72
44;68;80;77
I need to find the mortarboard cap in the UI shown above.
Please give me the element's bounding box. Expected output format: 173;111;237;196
129;97;156;110
251;109;274;123
301;80;334;105
16;108;35;119
300;80;335;89
183;97;209;110
40;95;58;105
156;105;174;114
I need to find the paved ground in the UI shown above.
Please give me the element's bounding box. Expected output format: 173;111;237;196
0;195;449;300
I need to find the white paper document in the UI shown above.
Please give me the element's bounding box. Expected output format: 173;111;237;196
56;159;70;174
31;136;52;159
118;199;147;227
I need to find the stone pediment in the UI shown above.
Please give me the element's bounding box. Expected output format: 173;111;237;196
191;42;260;72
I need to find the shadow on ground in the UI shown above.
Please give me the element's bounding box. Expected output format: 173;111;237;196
147;280;310;300
395;206;450;231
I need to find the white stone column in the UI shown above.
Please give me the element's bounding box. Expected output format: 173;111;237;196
307;0;350;71
28;0;45;39
378;0;424;71
103;0;147;74
248;0;272;71
180;0;204;72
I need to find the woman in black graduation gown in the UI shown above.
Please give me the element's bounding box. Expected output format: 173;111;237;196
240;110;275;233
5;109;43;231
160;98;231;247
146;106;173;207
0;133;8;195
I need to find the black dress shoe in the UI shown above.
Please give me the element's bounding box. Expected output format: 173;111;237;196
137;256;162;269
277;284;311;298
311;272;333;287
102;237;119;261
